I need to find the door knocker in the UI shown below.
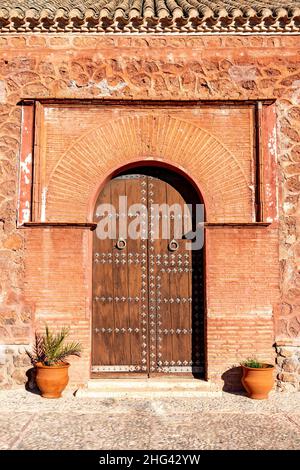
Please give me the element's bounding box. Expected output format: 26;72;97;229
168;239;179;252
116;238;127;250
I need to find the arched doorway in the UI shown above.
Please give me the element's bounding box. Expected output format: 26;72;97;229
92;166;205;377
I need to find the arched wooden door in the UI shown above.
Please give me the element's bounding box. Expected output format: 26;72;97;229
92;168;204;377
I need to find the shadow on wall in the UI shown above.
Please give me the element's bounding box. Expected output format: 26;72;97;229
221;366;246;394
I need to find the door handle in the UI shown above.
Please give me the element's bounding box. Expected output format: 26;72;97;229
116;238;127;250
168;239;179;251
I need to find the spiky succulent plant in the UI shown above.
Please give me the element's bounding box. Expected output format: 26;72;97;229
240;358;270;368
26;326;82;366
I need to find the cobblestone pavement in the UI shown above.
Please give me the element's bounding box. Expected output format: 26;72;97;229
0;389;299;450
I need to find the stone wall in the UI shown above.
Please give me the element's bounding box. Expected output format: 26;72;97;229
276;344;300;391
0;345;31;388
0;34;299;390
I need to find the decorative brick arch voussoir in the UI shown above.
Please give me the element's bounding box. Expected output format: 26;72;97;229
46;115;251;223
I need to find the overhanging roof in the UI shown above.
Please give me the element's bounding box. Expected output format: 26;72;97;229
0;1;300;34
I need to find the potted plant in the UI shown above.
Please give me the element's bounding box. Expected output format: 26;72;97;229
240;358;275;400
26;326;82;399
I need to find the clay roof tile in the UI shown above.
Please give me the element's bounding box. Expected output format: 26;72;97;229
0;1;300;33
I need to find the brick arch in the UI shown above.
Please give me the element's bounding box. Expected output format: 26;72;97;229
46;114;252;222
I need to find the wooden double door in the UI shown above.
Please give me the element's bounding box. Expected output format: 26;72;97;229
92;168;204;377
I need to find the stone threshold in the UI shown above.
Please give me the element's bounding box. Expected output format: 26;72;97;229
75;378;222;398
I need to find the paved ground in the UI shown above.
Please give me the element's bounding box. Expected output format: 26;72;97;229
0;389;300;450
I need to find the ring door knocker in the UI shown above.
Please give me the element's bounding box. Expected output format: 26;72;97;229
168;239;179;252
116;238;127;250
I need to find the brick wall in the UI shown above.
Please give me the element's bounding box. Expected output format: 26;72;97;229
24;228;91;386
0;34;299;390
206;226;279;388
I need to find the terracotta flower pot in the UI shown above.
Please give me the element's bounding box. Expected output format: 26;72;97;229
241;364;275;399
35;362;70;398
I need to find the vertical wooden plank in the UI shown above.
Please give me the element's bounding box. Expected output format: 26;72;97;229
166;180;192;372
126;176;147;370
92;181;115;366
92;174;146;375
110;178;131;366
149;174;194;376
18;101;34;226
149;170;202;376
149;177;171;375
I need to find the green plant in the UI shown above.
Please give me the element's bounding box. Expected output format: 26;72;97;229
26;326;82;366
241;358;272;368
